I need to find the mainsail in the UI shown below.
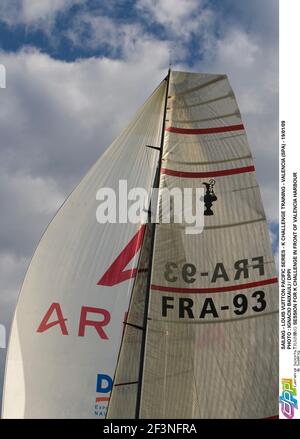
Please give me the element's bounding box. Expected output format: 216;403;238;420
2;69;278;419
107;70;278;419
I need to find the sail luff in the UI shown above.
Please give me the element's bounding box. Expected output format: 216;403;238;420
135;69;171;419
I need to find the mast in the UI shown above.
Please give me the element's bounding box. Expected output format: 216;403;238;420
135;68;171;419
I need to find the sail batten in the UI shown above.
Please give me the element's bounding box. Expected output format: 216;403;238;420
162;154;252;166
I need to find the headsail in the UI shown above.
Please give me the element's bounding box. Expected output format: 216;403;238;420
107;70;278;419
2;80;167;418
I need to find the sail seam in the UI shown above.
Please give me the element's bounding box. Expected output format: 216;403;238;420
171;111;240;124
204;217;266;230
169;75;226;98
155;217;266;230
167;92;234;109
147;310;279;325
155;217;267;230
162;153;252;166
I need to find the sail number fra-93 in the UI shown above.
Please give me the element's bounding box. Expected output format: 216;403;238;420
161;291;266;320
160;256;271;320
164;256;265;284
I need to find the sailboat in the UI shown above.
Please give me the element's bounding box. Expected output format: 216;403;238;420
2;69;278;419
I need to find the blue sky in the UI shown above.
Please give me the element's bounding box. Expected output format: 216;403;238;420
0;1;278;62
0;0;278;410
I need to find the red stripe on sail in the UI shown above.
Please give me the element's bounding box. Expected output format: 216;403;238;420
151;277;278;294
165;124;244;135
161;165;255;178
95;397;110;402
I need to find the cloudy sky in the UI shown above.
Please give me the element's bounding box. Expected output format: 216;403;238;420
0;0;278;408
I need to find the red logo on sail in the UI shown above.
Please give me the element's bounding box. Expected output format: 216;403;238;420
37;303;111;339
97;225;145;286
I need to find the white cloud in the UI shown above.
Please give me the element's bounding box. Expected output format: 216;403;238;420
22;0;75;22
0;47;168;185
137;0;201;34
136;0;216;55
215;28;259;69
0;252;28;308
67;14;145;56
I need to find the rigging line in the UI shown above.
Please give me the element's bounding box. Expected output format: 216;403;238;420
135;68;171;419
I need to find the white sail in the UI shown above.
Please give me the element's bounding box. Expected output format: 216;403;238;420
107;70;278;419
2;80;167;418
